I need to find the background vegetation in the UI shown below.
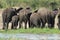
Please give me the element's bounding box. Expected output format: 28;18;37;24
0;0;60;10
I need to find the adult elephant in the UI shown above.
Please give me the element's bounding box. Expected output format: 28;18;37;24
11;15;19;29
2;7;23;30
18;7;32;29
37;7;58;28
30;9;40;28
30;7;58;28
57;8;60;29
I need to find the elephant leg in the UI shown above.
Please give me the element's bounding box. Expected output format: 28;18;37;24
48;23;51;28
5;22;9;30
48;22;53;29
30;21;34;28
11;22;14;29
48;19;55;29
13;26;17;29
41;22;45;28
29;20;34;28
37;23;41;28
48;20;52;28
41;19;45;28
3;22;6;29
14;26;17;29
19;21;21;29
2;18;6;29
38;20;41;28
14;21;18;29
51;20;55;28
25;21;27;29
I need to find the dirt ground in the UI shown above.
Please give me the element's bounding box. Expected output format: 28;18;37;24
0;9;58;29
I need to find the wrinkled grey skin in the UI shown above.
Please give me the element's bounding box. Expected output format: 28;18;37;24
2;7;23;30
18;7;32;29
37;7;58;28
30;7;58;28
30;10;40;28
11;15;19;29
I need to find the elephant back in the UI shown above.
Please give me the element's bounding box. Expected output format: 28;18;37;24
37;7;50;16
19;7;31;18
2;8;17;22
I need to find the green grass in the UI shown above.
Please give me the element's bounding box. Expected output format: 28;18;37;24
0;28;60;34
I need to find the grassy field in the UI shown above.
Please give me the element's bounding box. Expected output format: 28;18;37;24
0;28;60;34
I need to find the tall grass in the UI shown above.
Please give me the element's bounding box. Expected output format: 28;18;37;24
0;0;60;9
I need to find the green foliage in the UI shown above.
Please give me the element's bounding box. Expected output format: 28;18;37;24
0;0;60;9
0;28;60;34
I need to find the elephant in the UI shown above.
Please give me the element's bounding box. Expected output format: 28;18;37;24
57;15;60;29
37;7;58;28
11;15;19;29
57;8;60;29
30;9;41;28
18;7;32;29
2;7;23;30
30;7;58;28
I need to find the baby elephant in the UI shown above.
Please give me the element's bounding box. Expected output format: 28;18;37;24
11;15;19;29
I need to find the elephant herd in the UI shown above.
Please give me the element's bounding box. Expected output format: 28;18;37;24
2;7;60;30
